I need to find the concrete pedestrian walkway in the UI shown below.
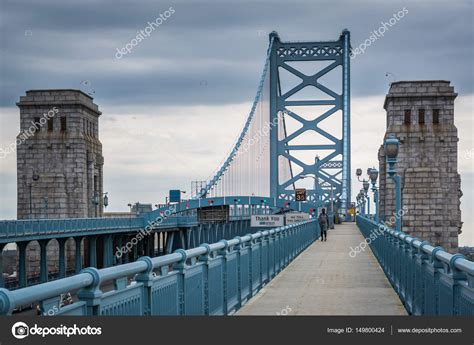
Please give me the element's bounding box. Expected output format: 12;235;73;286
236;223;407;315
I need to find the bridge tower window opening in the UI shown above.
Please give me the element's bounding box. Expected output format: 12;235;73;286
34;117;40;133
60;117;67;132
47;117;53;131
433;109;440;124
418;109;425;124
404;110;411;125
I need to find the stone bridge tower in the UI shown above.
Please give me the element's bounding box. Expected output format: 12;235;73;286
378;81;462;253
17;89;104;219
15;89;104;279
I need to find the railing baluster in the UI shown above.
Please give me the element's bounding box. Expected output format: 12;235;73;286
355;215;474;316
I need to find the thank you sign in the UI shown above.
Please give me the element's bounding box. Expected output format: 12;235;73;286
251;215;284;227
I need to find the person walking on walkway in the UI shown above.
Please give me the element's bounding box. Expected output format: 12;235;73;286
318;208;329;241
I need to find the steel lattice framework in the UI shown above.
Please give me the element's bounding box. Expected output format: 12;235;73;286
195;30;351;215
269;30;351;214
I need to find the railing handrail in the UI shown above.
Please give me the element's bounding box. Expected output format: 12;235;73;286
360;215;474;278
0;219;317;315
357;215;474;315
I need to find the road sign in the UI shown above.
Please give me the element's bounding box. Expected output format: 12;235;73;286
251;215;284;227
169;190;181;203
295;188;306;201
286;213;309;225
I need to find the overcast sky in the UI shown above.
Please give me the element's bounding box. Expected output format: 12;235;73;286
0;0;473;245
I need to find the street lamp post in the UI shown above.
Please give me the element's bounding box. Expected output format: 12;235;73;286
357;192;364;214
360;188;365;215
384;134;402;232
356;168;371;217
368;168;379;223
103;192;109;209
92;192;100;217
363;179;370;216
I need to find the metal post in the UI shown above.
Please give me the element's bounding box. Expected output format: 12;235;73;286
58;238;66;278
39;240;48;283
0;244;5;288
374;188;379;223
367;196;370;216
385;135;402;232
341;29;351;218
392;175;402;232
116;236;123;263
18;242;28;287
89;236;97;267
123;236;129;263
103;235;113;268
74;237;82;274
269;32;279;199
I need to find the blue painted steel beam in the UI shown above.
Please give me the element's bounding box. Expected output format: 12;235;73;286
269;30;351;214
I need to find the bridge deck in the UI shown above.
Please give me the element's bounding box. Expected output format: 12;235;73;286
236;223;407;315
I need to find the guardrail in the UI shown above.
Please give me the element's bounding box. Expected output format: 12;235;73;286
356;215;474;315
0;197;315;244
0;219;319;315
0;216;210;244
0;217;145;243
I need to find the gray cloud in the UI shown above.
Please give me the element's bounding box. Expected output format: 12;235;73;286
1;0;473;244
1;0;472;108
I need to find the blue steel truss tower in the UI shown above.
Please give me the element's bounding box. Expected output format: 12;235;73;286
269;30;351;217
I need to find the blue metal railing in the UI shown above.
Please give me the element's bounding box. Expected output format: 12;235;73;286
356;215;474;315
0;196;316;244
0;219;319;315
0;217;145;243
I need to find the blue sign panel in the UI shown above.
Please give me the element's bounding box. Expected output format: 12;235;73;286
169;190;181;203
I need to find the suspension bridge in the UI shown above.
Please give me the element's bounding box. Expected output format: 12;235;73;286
0;30;472;317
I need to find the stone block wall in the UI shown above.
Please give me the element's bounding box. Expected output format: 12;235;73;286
378;81;462;253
